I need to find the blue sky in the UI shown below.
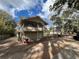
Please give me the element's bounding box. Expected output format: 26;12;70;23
0;0;56;28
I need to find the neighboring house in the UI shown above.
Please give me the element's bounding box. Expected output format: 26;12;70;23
16;16;48;41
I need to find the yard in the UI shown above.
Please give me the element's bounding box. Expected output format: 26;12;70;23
0;35;79;59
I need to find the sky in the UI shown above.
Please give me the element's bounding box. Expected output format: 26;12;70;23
0;0;56;28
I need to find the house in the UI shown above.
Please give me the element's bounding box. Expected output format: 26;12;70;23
17;16;48;41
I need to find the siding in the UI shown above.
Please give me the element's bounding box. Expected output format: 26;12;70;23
24;31;43;41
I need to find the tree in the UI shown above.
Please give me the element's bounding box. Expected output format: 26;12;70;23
51;16;63;35
50;5;79;34
49;0;79;15
0;10;16;35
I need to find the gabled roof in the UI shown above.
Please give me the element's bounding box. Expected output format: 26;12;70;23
22;16;48;25
28;16;47;25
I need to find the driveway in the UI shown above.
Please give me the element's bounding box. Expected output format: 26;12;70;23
0;36;79;59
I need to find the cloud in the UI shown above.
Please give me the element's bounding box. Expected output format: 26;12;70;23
0;0;45;17
0;0;54;27
38;0;56;19
38;0;56;21
0;3;15;18
0;0;41;10
0;0;53;18
38;0;56;27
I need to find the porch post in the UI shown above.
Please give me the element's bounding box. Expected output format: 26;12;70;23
37;24;39;41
